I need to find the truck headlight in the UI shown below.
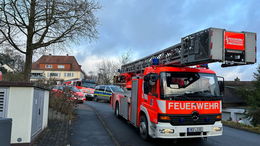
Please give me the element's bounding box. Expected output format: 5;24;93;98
213;126;222;131
159;129;174;134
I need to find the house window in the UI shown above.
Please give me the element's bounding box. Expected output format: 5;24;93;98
58;65;65;69
64;73;74;77
31;73;44;78
50;73;60;77
45;64;52;68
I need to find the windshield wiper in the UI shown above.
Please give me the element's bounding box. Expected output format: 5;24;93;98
163;94;187;100
184;90;212;97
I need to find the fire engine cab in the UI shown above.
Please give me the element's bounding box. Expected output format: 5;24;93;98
111;28;256;140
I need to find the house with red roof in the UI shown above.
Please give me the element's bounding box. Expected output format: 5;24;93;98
31;54;85;81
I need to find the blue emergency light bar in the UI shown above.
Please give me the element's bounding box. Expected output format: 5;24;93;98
152;58;159;65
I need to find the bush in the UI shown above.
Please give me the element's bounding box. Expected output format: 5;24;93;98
49;92;77;120
2;72;25;81
239;64;260;126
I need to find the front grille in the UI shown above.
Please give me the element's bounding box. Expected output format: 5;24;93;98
159;113;220;126
187;132;202;136
179;132;207;137
170;114;217;126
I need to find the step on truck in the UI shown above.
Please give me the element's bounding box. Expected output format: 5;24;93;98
111;28;257;140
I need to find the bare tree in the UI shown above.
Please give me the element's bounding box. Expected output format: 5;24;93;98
119;49;132;65
0;0;99;81
97;59;119;84
97;50;133;84
0;48;25;72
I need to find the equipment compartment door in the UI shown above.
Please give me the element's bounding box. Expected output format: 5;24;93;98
130;79;138;127
119;96;128;119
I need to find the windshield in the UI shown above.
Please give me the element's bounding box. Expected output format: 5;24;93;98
110;86;125;92
82;81;96;89
160;72;220;100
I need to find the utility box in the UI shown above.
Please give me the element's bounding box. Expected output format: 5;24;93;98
0;118;12;146
0;82;49;145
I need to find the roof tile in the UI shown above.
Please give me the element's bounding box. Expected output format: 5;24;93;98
32;55;82;71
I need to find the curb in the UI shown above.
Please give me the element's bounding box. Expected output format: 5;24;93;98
222;122;260;134
86;103;121;146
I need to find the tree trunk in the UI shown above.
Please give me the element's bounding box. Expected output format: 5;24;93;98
23;49;33;82
23;0;36;82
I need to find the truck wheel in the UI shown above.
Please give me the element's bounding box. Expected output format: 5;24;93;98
139;115;150;140
115;102;120;118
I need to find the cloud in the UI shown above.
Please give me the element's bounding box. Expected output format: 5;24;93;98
71;0;260;79
209;63;258;81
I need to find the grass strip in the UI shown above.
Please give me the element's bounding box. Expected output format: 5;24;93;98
222;121;260;134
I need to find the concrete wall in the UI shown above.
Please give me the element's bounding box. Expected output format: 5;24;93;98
222;108;251;125
7;87;34;144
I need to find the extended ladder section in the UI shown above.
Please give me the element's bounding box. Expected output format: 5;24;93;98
121;28;257;73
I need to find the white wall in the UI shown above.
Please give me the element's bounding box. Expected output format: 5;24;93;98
31;70;82;80
7;87;34;144
42;90;49;129
222;108;252;125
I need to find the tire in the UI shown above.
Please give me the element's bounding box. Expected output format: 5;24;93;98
115;102;120;118
139;115;150;140
94;96;98;102
108;97;111;103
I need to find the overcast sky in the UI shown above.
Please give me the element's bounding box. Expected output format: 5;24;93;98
70;0;260;81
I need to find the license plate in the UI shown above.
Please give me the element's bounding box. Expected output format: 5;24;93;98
187;127;203;132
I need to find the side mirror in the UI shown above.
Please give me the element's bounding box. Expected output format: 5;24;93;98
144;75;150;81
150;73;159;82
217;76;224;96
149;73;159;86
144;73;159;94
144;81;149;94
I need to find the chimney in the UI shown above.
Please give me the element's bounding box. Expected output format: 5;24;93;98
66;54;69;56
49;54;52;56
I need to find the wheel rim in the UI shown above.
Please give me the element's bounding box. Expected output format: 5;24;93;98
116;104;119;116
140;119;147;137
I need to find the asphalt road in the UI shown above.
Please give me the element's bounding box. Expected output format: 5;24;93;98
70;103;115;146
76;101;260;146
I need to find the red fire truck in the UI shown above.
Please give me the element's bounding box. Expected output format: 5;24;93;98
111;28;256;140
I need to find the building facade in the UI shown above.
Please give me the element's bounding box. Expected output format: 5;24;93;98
31;55;85;81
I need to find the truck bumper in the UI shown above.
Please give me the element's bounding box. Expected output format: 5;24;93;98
149;121;222;139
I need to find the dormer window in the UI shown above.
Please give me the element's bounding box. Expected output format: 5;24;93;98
58;65;65;69
45;64;52;68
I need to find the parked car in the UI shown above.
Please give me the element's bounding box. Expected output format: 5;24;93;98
65;86;85;103
94;85;125;102
51;85;65;95
63;79;97;101
51;85;85;103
